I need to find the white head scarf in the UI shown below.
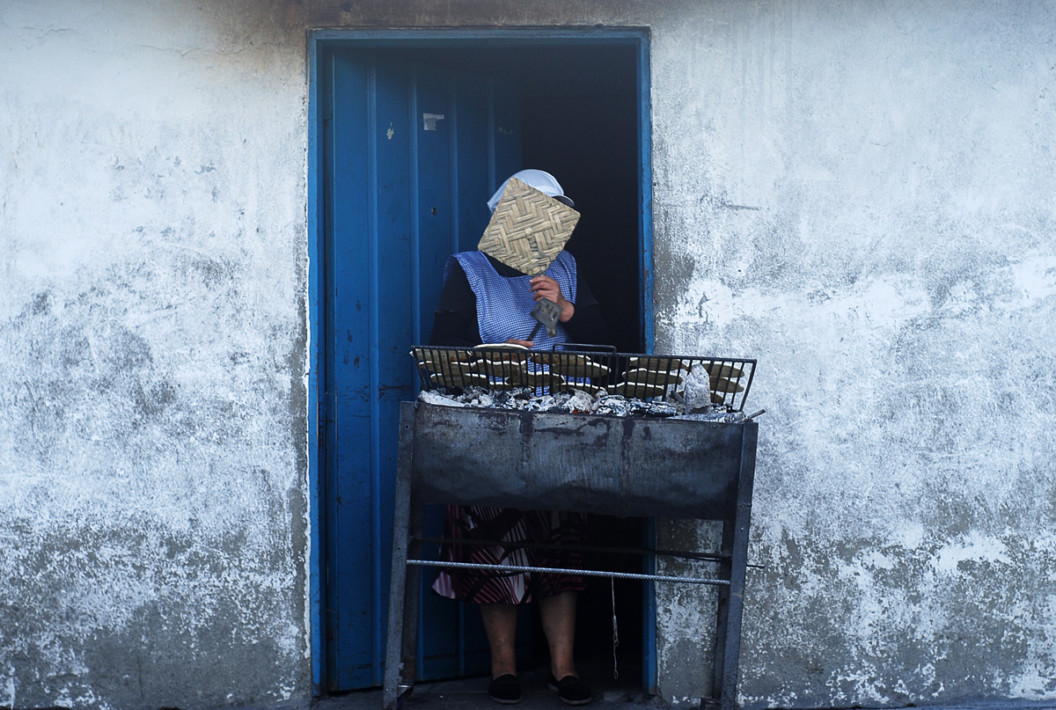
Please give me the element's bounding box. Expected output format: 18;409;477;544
486;169;575;213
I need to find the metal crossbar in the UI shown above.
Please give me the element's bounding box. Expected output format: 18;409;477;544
415;535;765;568
405;559;731;586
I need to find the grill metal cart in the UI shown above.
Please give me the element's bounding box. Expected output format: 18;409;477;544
384;349;759;710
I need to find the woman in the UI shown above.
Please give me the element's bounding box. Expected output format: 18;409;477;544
429;170;607;705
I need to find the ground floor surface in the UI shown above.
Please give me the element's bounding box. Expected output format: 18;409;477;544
308;671;1056;710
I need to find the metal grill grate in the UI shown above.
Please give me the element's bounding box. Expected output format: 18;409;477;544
410;344;756;411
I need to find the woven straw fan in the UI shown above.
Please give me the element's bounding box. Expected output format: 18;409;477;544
477;176;581;276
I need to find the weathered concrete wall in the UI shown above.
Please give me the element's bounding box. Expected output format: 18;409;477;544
3;0;1055;709
0;1;311;707
649;1;1056;708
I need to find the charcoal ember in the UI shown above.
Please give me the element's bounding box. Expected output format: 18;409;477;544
623;399;676;417
593;395;677;418
421;383;703;419
510;389;541;409
465;390;496;408
547;393;574;411
491;389;523;407
531;394;561;411
532;390;594;414
445;386;483;403
679;364;713;412
626;399;652;415
640;401;679;417
594;394;634;417
674;409;744;423
419;390;465;407
564;390;597;413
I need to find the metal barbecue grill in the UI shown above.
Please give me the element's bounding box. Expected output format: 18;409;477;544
411;345;756;412
385;346;760;710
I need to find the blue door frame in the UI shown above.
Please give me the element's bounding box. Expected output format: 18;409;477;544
307;27;654;696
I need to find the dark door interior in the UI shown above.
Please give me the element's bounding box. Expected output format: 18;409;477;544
410;44;644;353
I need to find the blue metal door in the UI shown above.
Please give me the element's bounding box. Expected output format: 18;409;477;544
320;48;522;691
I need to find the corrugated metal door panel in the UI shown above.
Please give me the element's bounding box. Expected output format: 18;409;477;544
326;50;377;690
324;49;522;691
412;63;455;346
371;56;416;689
491;81;523;210
410;63;462;682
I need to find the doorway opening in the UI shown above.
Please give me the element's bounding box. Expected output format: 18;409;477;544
309;29;654;697
401;42;645;353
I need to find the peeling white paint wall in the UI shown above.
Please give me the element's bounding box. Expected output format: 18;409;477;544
2;0;1055;709
650;1;1056;708
1;1;311;707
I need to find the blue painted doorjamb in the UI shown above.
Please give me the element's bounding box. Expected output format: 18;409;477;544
633;33;657;695
307;28;654;695
307;33;324;698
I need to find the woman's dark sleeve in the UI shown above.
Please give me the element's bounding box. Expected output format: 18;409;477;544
563;277;611;347
429;258;609;347
428;263;482;346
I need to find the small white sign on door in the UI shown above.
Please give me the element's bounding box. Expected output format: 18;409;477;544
422;113;445;131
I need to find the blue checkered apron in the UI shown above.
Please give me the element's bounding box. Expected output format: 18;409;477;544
446;250;578;349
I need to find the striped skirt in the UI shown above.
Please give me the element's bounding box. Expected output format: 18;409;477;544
432;505;586;604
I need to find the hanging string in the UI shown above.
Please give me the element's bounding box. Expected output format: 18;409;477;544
610;575;620;680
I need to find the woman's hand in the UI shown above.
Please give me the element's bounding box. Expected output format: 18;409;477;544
529;276;575;323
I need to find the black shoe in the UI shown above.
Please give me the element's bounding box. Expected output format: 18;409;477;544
547;673;592;706
489;674;523;705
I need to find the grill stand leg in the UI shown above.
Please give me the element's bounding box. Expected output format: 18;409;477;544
705;521;745;710
704;424;757;710
384;406;418;710
402;499;424;688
